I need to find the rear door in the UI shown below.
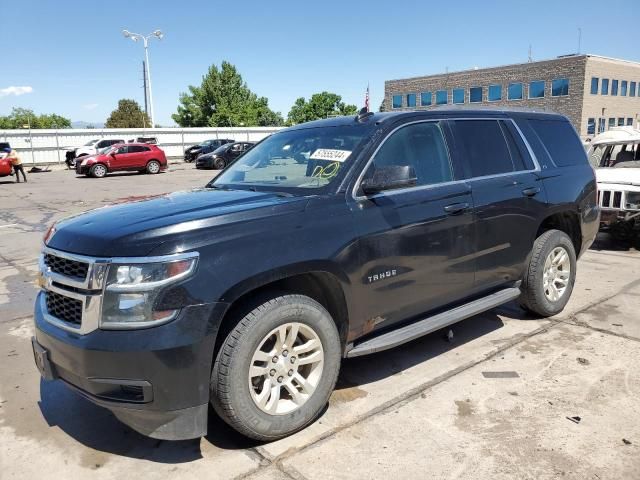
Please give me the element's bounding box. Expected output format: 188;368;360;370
448;118;547;291
126;145;150;170
351;120;476;332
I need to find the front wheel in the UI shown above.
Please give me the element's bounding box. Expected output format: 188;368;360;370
210;294;341;441
214;157;226;170
146;160;161;174
90;163;107;178
519;229;577;317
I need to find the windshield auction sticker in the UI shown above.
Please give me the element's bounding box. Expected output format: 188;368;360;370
310;149;352;162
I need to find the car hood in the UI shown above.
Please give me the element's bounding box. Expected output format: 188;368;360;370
595;167;640;187
47;188;308;257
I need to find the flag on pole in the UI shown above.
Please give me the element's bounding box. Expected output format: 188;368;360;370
365;84;370;112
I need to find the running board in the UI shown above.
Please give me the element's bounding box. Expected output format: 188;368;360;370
345;287;521;358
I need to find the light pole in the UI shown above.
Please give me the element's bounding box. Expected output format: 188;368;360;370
122;29;163;127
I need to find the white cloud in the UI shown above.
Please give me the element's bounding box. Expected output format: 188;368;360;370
83;103;99;110
0;86;33;97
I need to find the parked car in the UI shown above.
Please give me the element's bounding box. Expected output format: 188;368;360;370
587;126;640;241
66;138;126;167
75;143;167;178
128;137;158;144
0;143;12;177
33;109;598;442
195;141;255;169
184;139;234;162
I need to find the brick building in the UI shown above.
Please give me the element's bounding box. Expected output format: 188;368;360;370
383;54;640;138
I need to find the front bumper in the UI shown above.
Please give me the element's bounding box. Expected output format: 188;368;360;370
75;163;90;175
195;158;214;169
33;292;227;439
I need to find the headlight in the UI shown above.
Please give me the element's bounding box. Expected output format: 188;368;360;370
100;253;198;329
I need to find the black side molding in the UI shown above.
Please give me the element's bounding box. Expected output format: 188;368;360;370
345;287;521;358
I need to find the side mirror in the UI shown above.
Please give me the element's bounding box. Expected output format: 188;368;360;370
361;165;417;195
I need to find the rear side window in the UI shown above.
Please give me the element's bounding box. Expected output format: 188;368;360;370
370;122;453;187
450;120;516;177
527;119;586;167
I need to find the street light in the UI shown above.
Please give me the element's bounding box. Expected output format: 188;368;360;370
122;29;163;127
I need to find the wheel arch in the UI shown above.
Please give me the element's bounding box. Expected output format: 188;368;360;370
536;210;581;255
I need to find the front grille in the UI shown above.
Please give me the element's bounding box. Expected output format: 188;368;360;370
45;291;82;326
44;253;89;280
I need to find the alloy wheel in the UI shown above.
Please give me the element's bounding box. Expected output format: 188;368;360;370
543;246;571;301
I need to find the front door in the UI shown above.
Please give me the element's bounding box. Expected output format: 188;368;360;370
448;118;548;290
351;120;476;334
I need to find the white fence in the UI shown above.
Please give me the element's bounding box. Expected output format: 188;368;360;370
0;127;283;165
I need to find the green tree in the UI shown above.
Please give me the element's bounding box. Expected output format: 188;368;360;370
0;107;71;129
172;61;283;127
105;99;151;128
286;92;357;125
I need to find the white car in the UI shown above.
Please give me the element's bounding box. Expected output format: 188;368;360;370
587;127;640;241
74;138;125;158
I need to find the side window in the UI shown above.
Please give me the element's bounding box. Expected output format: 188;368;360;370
97;140;108;148
368;122;453;187
116;146;128;154
500;121;535;171
450;120;515;177
527;119;587;167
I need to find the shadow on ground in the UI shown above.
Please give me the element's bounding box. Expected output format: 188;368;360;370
590;232;640;252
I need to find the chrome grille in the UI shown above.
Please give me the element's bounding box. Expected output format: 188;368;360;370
45;291;83;325
44;253;89;280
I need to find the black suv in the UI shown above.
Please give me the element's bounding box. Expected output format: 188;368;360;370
184;138;234;162
33;110;599;442
195;141;255;170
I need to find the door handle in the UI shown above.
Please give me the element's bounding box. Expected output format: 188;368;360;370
444;202;469;215
522;187;540;197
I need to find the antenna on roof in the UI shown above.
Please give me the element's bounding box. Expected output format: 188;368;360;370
577;27;582;54
528;45;533;63
355;107;374;122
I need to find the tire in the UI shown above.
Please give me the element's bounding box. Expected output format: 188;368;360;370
214;157;226;170
146;160;161;174
90;163;107;178
519;229;577;317
211;294;341;441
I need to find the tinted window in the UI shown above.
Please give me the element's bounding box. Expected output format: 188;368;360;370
528;119;586;167
488;85;502;101
129;146;150;153
529;81;545;98
587;118;596;135
406;93;416;107
501;121;534;171
392;95;402;108
611;80;618;96
452;88;464;104
451;120;515;177
469;86;482;103
551;78;569;96
630;82;637;97
621;81;628;96
369;122;452;187
116;146;128;154
608;118;615;129
436;90;448;105
508;83;523;100
601;78;609;95
627;118;634;126
590;77;599;94
420;92;432;106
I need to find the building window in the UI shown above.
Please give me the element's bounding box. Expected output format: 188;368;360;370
621;81;628;96
392;95;402;109
420;92;432;106
612;80;619;96
630;82;637;97
617;117;625;126
406;93;417;108
627;118;634;126
529;80;545;99
469;86;482;103
551;78;569;96
488;84;502;101
601;79;609;95
608;118;615;129
436;90;448;105
508;83;523;100
598;118;606;133
587;118;596;135
453;88;465;104
590;77;599;95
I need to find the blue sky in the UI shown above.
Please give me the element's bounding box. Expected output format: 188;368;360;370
2;0;639;126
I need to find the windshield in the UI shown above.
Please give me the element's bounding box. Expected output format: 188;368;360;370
212;144;231;155
84;139;99;146
212;125;373;191
590;143;640;168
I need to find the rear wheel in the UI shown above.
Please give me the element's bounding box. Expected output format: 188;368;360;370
146;160;161;174
519;229;576;317
90;163;107;178
210;294;341;441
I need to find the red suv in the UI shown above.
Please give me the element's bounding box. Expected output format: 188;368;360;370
76;143;167;178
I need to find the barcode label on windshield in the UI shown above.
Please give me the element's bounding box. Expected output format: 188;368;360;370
309;149;352;162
